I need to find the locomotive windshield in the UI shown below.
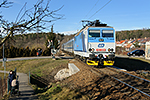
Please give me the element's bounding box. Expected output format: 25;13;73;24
102;30;114;37
89;30;100;37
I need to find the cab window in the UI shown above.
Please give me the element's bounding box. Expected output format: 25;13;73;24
89;30;100;37
102;30;113;37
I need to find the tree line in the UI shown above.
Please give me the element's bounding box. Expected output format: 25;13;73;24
0;45;53;58
0;31;64;50
0;30;65;58
116;28;150;41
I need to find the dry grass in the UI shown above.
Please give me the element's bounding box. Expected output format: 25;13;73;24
0;58;69;100
0;73;4;78
0;58;69;78
38;83;87;100
0;73;9;79
1;57;150;99
0;69;9;79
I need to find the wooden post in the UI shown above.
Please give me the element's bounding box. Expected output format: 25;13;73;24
29;71;30;84
7;78;9;94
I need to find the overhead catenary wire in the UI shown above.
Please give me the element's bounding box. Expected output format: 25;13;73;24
75;0;112;33
84;0;100;19
75;0;100;31
89;0;112;19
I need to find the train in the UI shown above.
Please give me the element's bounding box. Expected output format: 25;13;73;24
61;20;115;66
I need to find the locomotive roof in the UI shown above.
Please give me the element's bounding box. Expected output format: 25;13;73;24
75;25;113;36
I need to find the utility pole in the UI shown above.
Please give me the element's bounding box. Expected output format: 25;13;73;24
50;40;56;60
37;8;41;48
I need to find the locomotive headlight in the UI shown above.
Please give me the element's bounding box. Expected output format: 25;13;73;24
92;48;95;52
89;48;92;52
89;48;94;52
108;48;113;52
108;48;110;52
110;48;113;52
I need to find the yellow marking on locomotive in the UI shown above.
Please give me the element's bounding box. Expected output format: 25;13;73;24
86;60;99;66
86;60;114;66
103;61;114;66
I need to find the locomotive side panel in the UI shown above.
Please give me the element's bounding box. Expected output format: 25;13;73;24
74;29;90;57
74;32;84;52
63;38;74;53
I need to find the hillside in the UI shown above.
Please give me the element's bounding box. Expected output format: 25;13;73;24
0;28;150;50
0;32;65;50
116;28;150;41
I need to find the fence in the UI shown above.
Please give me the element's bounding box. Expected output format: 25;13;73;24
0;77;7;99
29;72;49;88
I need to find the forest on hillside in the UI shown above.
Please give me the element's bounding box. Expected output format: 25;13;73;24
0;32;66;58
116;28;150;41
0;28;150;50
0;32;65;50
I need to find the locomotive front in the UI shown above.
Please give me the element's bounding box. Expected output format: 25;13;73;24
87;26;115;66
64;20;116;66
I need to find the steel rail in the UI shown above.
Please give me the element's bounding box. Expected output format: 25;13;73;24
112;76;150;97
74;57;150;98
108;66;150;83
106;66;150;97
119;69;150;83
98;66;150;97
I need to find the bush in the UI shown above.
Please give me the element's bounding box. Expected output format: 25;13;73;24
42;48;51;56
0;45;54;58
30;48;37;56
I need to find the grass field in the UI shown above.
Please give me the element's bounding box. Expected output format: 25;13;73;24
0;73;4;78
0;58;69;78
0;73;9;79
1;57;150;99
0;57;150;78
0;58;70;100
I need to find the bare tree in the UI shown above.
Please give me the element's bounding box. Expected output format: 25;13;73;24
0;0;64;46
0;0;13;20
0;0;12;8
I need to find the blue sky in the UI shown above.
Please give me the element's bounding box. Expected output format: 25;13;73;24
1;0;150;34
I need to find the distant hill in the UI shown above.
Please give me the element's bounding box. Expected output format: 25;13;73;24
0;32;65;50
116;28;150;41
1;28;150;50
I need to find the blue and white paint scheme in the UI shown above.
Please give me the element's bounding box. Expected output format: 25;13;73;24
62;38;74;53
61;20;115;66
73;26;115;58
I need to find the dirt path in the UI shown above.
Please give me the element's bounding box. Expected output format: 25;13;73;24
0;71;38;100
9;73;38;100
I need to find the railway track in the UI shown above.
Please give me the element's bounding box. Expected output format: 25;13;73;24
75;57;150;99
61;50;150;99
105;67;150;97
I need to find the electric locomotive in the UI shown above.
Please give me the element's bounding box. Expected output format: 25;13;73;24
62;20;115;66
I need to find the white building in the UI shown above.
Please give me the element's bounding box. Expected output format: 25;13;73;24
145;42;150;59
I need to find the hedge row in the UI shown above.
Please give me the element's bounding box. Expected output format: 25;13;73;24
0;45;51;58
